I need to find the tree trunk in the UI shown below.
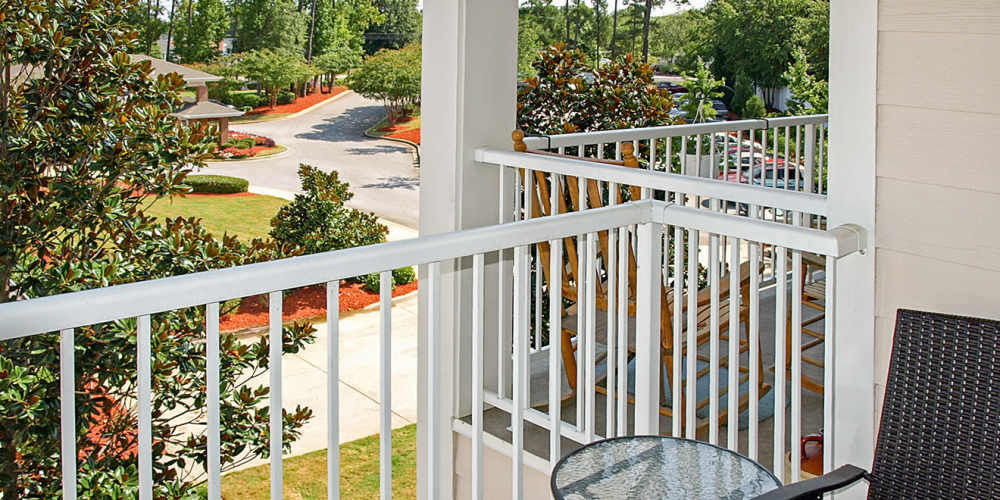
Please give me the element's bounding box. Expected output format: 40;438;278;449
594;0;601;67
611;0;619;59
642;0;653;63
564;0;570;45
165;0;177;60
306;0;317;60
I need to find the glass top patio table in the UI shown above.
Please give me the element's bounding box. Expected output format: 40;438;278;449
550;436;781;499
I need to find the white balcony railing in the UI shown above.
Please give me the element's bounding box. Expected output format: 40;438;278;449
1;123;860;499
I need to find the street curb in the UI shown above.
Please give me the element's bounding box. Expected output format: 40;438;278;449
233;88;355;125
363;122;421;167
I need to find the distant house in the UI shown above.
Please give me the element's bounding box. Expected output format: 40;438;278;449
131;54;243;143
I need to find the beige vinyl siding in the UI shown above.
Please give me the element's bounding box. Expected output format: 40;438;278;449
875;1;1000;407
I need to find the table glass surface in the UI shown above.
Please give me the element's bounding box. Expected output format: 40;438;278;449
551;436;781;499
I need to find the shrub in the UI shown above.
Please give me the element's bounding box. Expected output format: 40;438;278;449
227;92;265;109
270;165;388;255
362;272;384;293
742;95;767;119
185;174;249;194
731;75;754;116
393;266;415;286
362;267;415;293
276;90;296;105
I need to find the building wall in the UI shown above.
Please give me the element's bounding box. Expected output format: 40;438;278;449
875;0;1000;408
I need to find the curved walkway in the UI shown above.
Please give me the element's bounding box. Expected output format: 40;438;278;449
200;91;420;228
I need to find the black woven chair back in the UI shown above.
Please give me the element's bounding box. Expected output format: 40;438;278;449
868;309;1000;499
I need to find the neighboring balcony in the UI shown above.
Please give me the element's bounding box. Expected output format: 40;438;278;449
0;116;866;500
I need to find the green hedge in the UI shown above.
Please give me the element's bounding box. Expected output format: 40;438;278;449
227;92;265;110
185;174;249;194
277;91;296;105
362;266;416;293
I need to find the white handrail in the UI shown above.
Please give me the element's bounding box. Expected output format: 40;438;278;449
0;202;646;340
475;148;828;216
0;198;864;340
520;114;828;149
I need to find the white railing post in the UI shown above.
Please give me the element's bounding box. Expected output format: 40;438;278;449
137;315;153;500
269;292;283;500
426;262;441;500
60;328;76;500
635;222;663;435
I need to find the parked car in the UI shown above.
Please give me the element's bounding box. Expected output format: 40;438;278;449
751;165;803;190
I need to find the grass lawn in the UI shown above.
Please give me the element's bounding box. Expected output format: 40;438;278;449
144;193;286;241
220;424;417;499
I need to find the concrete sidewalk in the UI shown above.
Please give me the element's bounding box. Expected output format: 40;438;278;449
235;222;420;469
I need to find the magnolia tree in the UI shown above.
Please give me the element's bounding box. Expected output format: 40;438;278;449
347;44;421;124
517;44;674;135
0;1;317;497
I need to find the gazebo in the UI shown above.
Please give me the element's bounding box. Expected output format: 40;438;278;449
130;54;244;143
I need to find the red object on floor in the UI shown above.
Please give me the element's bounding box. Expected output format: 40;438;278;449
220;280;419;332
246;87;348;116
386;127;420;144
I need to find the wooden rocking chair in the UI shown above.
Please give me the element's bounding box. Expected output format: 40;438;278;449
512;130;769;435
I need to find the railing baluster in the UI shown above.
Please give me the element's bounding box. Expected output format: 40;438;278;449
727;238;741;451
585;232;597;440
616;226;629;437
327;282;340;500
709;232;721;445
606;222;617;439
269;291;283;500
823;256;836;474
749;240;761;461
773;246;787;482
137;314;153;500
791;249;803;481
472;255;486;500
60;328;76;500
635;222;662;435
672;223;683;438
498;166;507;400
547;236;563;466
426;263;441;500
512;245;530;500
685;227;699;438
575;175;587;428
378;272;392;500
206;303;221;500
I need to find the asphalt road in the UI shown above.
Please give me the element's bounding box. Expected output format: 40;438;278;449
200;91;420;228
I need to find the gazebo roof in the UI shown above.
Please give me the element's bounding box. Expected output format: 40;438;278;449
172;100;244;120
129;54;222;85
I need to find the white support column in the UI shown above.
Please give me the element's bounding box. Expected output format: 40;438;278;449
418;2;518;499
635;222;663;435
828;0;877;496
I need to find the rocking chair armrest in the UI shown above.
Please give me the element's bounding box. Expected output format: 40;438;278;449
753;465;869;500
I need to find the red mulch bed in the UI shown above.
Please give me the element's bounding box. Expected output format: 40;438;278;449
220;280;419;332
246;87;348;116
184;192;257;197
379;124;420;145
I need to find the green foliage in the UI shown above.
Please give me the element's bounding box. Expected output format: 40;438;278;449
314;45;364;76
347;45;422;124
392;266;415;286
693;0;829;91
648;9;704;64
365;0;422;53
172;0;230;63
679;57;724;123
517;44;674;135
277;90;296;105
0;2;317;496
185;175;250;194
238;50;319;108
741;95;766;119
310;0;383;58
270;165;389;255
783;46;828;115
362;272;384;293
232;0;307;53
730;74;754;116
227;92;266;109
362;267;415;293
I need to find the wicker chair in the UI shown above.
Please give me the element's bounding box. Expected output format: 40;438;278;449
755;309;1000;499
